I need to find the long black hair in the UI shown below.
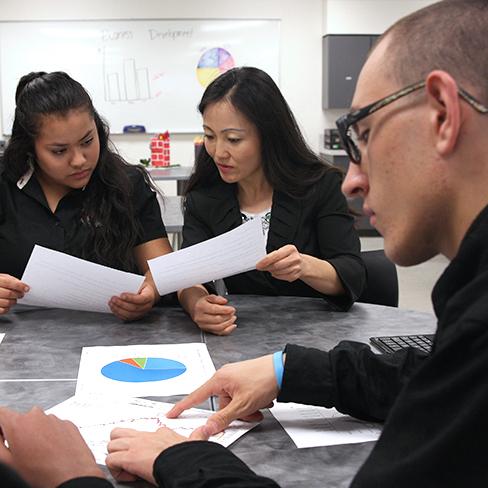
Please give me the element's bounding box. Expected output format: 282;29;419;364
2;71;155;271
185;67;335;198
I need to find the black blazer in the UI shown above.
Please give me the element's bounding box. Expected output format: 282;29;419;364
182;171;366;311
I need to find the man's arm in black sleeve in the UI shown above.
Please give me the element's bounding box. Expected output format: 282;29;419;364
279;341;427;421
58;477;113;488
154;441;280;488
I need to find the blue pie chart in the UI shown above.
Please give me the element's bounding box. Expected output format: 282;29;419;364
101;357;187;383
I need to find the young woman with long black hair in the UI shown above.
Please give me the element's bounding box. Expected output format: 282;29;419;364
0;71;172;320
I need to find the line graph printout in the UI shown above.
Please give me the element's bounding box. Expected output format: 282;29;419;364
75;343;215;398
47;396;257;464
270;402;381;448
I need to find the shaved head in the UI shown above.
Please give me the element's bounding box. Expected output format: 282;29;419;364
374;0;488;100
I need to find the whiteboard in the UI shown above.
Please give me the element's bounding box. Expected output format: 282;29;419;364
0;19;280;134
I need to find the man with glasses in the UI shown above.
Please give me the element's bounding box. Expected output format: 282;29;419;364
102;1;488;486
2;1;487;487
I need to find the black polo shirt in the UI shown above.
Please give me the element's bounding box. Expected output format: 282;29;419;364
0;165;167;279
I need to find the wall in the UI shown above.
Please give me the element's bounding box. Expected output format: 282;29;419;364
0;0;441;193
324;0;438;34
322;0;438;128
0;0;324;195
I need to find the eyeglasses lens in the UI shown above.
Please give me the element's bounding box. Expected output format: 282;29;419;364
345;128;361;163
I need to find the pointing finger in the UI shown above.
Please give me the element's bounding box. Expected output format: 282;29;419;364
166;380;217;418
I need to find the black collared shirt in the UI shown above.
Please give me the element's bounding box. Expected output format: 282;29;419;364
0;165;167;278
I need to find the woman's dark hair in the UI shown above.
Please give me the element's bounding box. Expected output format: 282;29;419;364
2;71;155;271
185;67;336;198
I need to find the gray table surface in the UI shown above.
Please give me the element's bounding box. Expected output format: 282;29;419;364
147;166;192;196
146;166;193;181
0;296;436;488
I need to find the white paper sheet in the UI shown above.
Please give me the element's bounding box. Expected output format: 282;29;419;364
75;343;215;398
270;402;381;448
47;396;257;465
0;333;4;344
18;245;145;313
148;218;266;296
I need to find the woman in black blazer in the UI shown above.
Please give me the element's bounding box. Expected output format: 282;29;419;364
178;67;366;334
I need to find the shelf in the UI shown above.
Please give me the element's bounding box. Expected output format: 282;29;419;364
321;149;347;156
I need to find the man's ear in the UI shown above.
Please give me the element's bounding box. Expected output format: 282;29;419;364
425;70;462;157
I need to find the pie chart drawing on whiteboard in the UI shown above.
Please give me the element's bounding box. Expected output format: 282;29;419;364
196;47;235;88
101;357;187;383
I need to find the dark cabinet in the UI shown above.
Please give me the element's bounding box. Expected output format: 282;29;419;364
322;35;378;109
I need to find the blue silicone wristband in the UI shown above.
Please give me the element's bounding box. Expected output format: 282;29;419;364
272;350;284;389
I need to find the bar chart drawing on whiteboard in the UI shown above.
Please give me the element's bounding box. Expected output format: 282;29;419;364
103;49;151;103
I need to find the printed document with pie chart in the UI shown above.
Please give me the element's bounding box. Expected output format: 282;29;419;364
75;343;215;398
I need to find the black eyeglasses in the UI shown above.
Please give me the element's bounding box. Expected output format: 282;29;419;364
335;80;488;164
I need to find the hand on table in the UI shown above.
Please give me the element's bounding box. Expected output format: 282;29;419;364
106;425;208;484
256;245;305;282
0;274;29;315
192;294;237;335
0;406;105;488
167;354;279;435
109;282;157;321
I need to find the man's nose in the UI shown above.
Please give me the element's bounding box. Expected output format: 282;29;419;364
341;162;369;199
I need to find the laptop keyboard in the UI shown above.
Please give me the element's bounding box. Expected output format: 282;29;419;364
370;334;434;354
